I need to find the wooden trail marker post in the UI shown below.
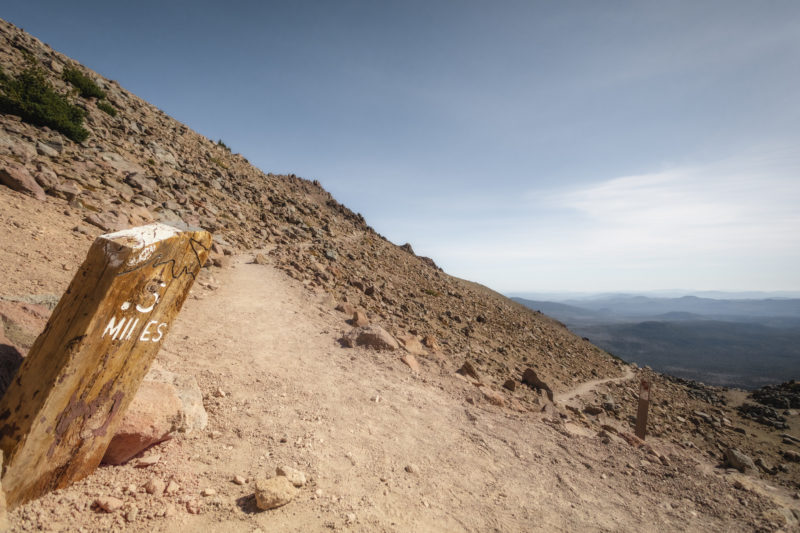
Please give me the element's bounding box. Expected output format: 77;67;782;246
635;379;652;440
0;223;211;508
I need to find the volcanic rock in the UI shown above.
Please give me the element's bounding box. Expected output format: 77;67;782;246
254;477;297;510
340;325;399;350
0;160;46;201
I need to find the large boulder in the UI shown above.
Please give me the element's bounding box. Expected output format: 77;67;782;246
103;366;207;464
102;381;182;465
340;325;399;351
143;365;208;433
0;160;46;201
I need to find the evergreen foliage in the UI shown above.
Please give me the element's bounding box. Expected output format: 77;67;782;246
0;67;89;142
63;67;106;99
97;100;117;117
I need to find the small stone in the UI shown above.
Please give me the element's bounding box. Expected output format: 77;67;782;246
755;457;774;474
276;465;307;487
201;488;216;497
583;405;604;416
165;479;181;495
233;475;247;485
522;368;554;401
502;379;517;392
336;302;356;315
253;253;268;265
421;335;440;353
783;450;800;462
725;448;756;472
400;353;420;373
135;454;161;468
186;500;202;514
456;361;480;382
352;310;369;327
94;496;124;513
145;478;165;495
404;464;419;474
214;387;227;398
346;513;356;524
125;506;138;522
254;477;298;510
482;388;505;407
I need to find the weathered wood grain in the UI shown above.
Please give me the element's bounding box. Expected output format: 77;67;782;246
0;223;211;508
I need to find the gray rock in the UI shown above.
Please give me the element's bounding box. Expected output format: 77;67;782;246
101;152;146;175
725;447;756;472
125;173;157;193
36;141;59;157
276;465;306;487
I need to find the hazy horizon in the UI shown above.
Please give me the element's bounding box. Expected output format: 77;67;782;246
507;289;800;301
4;1;798;294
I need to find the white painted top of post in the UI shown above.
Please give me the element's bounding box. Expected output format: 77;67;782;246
103;223;182;249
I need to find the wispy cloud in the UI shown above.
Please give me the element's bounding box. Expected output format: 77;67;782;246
556;152;800;257
403;150;800;292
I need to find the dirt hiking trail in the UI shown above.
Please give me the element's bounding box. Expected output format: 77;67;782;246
8;254;795;532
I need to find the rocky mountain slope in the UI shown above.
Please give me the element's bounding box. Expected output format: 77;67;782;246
1;17;800;532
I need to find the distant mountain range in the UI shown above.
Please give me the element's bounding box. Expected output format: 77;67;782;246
511;294;800;389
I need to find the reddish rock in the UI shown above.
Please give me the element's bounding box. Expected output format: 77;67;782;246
102;381;182;465
143;365;208;434
0;160;46;201
32;163;60;191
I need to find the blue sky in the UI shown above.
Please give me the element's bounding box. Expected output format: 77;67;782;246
4;1;799;293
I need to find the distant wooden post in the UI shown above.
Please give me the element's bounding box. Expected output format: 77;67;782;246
0;223;211;508
635;379;651;440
